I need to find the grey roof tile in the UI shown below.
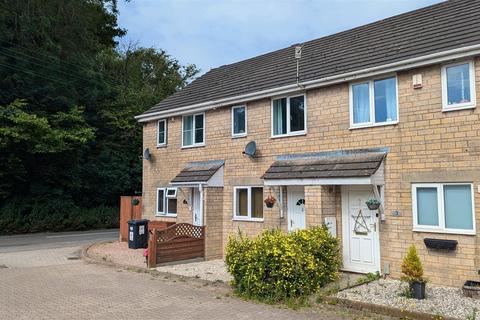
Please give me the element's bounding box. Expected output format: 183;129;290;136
140;0;480;117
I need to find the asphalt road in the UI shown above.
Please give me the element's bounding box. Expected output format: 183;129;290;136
0;229;119;253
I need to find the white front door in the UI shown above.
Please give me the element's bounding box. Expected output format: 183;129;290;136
342;186;380;273
288;186;306;231
192;188;203;226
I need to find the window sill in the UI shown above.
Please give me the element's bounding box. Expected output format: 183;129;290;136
232;134;247;139
442;104;476;112
349;120;398;130
413;228;475;236
232;217;264;222
157;144;167;149
181;144;205;150
155;214;177;218
271;131;307;139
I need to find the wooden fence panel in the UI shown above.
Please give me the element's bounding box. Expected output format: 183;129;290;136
119;196;142;242
152;223;205;266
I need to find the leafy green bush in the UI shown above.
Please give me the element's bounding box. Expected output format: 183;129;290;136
0;197;118;234
225;226;340;302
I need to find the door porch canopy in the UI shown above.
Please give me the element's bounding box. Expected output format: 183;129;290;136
170;160;224;187
262;149;387;186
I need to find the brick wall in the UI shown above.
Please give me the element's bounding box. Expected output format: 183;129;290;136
142;58;480;286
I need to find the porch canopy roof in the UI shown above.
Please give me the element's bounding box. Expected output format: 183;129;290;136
262;149;387;186
170;160;224;187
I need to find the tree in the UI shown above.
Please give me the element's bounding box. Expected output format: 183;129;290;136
0;0;199;233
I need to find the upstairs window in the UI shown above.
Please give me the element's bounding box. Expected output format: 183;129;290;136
157;119;167;146
232;105;247;137
442;61;476;111
350;76;398;128
233;186;264;221
182;113;205;147
412;183;475;234
272;94;306;137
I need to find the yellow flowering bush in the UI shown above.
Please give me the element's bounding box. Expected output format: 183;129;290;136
225;226;340;301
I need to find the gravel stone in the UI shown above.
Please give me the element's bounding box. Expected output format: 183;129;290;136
337;279;480;319
156;259;233;283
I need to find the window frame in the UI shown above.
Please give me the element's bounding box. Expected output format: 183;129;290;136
156;187;177;217
441;60;476;112
181;112;205;148
157;119;167;147
349;75;399;129
166;187;177;198
271;93;307;138
412;183;475;235
231;105;247;138
233;186;264;222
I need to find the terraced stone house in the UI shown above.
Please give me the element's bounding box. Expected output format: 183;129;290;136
136;0;480;286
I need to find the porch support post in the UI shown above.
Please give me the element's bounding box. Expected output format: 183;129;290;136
372;184;384;217
147;228;157;268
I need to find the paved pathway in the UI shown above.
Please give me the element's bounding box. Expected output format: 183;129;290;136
0;230;389;320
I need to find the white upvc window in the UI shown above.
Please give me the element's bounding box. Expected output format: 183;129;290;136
157;119;167;147
412;183;475;235
156;187;178;216
182;113;205;148
349;75;398;129
233;186;264;221
232;105;247;137
271;94;306;137
441;60;476;111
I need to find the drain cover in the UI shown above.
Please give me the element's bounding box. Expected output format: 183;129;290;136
67;256;80;260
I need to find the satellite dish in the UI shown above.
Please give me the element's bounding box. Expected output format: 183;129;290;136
243;141;256;157
143;148;152;160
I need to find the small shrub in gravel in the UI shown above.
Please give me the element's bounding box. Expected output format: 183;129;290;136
225;226;340;302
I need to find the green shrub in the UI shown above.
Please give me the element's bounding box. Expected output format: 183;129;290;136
0;197;119;234
225;226;340;302
401;245;426;284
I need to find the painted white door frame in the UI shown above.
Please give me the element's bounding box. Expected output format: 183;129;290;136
341;185;381;273
192;186;203;226
287;186;306;231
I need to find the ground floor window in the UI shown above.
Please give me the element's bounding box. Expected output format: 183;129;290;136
412;183;475;234
233;186;263;221
157;187;178;216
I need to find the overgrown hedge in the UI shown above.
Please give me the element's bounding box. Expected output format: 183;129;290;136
0;197;118;234
225;226;341;302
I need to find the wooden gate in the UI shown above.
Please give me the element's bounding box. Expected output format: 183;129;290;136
119;196;142;242
147;223;205;267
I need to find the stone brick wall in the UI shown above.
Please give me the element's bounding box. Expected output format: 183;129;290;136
142;57;480;286
204;187;224;259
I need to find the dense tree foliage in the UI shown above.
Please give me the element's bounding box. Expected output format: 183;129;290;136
0;0;198;233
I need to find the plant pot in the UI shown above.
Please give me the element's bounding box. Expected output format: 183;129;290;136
266;203;274;208
410;281;426;300
463;280;480;299
131;198;140;206
367;203;380;210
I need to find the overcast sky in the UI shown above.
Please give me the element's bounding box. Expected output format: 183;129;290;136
118;0;444;74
